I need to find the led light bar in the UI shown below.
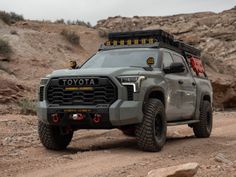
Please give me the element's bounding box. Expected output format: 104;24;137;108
104;38;157;46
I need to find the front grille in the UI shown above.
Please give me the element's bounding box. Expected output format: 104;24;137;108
46;77;117;106
125;85;134;100
39;86;44;101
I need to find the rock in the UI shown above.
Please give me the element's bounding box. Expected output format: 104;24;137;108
211;80;236;108
2;137;12;146
147;162;199;177
62;154;73;160
214;153;233;165
103;150;111;153
0;54;9;61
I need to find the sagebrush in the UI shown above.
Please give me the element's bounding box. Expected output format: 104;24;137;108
18;98;36;115
61;29;80;45
0;11;24;25
66;19;92;28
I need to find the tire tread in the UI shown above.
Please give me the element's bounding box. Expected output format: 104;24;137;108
38;121;73;150
136;99;166;152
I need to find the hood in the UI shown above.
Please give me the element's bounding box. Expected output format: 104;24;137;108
48;67;149;78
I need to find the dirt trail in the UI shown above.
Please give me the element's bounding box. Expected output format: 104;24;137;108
1;111;236;177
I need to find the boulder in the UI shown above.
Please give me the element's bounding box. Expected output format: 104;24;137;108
147;162;199;177
214;153;233;165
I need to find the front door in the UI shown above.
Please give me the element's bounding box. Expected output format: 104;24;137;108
162;51;183;121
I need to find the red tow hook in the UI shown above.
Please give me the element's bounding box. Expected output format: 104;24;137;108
72;113;85;121
93;114;102;124
77;113;85;120
51;113;60;123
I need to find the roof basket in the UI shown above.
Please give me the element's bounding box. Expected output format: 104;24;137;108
104;29;201;57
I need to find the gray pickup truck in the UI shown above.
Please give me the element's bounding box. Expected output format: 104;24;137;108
37;30;213;152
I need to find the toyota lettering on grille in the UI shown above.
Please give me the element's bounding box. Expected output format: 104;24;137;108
59;78;97;86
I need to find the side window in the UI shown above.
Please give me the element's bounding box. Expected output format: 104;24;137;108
172;54;184;64
162;52;173;68
172;54;188;73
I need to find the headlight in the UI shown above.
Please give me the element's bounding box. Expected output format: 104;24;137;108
117;76;146;92
40;78;49;86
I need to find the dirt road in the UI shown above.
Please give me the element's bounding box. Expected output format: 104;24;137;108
0;111;236;177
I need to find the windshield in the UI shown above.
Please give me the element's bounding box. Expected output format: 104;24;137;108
81;48;159;69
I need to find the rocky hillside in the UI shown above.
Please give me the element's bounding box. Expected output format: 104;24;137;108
0;19;104;114
0;7;235;114
97;7;236;109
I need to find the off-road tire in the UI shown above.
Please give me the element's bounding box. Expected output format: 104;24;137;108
193;100;213;138
38;121;73;150
135;99;167;152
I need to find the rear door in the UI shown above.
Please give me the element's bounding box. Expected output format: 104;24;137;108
171;54;197;119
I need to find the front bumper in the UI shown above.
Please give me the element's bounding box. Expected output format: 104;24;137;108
37;99;143;128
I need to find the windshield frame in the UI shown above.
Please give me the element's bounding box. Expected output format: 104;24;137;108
80;48;160;69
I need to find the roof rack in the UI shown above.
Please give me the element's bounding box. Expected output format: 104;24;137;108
101;29;201;57
108;29;175;45
174;40;201;57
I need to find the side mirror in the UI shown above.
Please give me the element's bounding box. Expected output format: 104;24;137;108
163;62;185;74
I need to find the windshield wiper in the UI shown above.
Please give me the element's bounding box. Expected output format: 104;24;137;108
130;65;144;68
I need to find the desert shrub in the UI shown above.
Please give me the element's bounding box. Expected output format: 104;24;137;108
98;29;108;38
0;11;24;25
0;38;12;59
86;22;92;28
76;21;92;28
9;12;24;21
66;19;92;28
0;11;11;25
18;98;36;115
55;19;65;24
61;29;80;45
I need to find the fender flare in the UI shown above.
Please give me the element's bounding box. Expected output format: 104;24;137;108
144;86;166;106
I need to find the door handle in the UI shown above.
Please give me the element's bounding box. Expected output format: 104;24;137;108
178;80;183;85
192;82;196;86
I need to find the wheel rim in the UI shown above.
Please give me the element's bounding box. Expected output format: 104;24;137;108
154;113;163;140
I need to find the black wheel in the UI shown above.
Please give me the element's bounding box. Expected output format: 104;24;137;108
38;121;73;150
135;99;167;152
193;100;213;138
